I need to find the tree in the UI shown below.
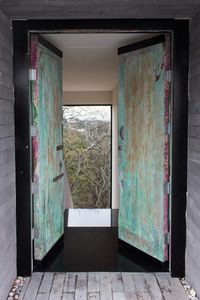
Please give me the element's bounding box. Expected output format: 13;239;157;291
63;106;111;208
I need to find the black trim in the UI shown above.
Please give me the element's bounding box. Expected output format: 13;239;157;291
38;35;63;58
27;19;175;31
12;19;189;278
171;21;189;277
118;34;165;55
13;21;32;276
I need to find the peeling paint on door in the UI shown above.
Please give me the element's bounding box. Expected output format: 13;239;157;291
31;35;64;260
118;36;171;262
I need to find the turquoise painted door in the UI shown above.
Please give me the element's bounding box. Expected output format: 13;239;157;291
31;35;64;260
118;36;171;262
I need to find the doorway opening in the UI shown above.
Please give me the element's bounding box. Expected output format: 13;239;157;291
63;105;112;209
32;32;171;273
13;19;189;277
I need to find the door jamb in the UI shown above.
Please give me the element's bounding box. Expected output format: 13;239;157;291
13;19;189;277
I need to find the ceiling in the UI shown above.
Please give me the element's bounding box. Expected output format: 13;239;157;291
0;0;200;19
43;33;159;92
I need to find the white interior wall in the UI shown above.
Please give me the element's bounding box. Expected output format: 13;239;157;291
112;85;119;209
63;90;112;105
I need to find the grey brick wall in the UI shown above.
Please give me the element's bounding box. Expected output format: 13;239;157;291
186;12;200;297
0;9;16;300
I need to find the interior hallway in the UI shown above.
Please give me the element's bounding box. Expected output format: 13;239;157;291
18;272;189;300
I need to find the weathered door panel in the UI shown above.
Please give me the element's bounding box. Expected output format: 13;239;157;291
118;36;170;262
31;35;64;260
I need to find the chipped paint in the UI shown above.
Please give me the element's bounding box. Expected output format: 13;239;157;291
118;37;170;262
31;35;64;260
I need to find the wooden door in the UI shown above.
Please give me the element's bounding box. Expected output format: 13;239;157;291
30;35;64;260
118;35;171;262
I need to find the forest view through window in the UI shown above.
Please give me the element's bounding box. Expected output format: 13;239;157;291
63;106;111;208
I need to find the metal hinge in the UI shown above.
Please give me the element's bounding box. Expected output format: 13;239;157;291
29;68;37;81
165;70;172;82
165;122;171;135
164;182;170;194
32;228;35;240
32;228;39;239
31;125;38;137
32;182;38;195
164;232;170;245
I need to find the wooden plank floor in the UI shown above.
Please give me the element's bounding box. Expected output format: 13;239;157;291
19;272;189;300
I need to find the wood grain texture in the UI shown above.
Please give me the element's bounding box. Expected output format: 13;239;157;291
31;35;64;260
118;37;170;262
17;272;189;300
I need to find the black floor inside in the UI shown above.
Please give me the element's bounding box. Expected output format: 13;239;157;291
34;224;169;273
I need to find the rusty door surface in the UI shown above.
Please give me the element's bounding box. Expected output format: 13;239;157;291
118;35;171;262
31;35;64;260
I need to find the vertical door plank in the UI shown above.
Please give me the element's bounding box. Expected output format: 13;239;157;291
111;273;124;292
88;273;100;293
118;37;170;262
75;273;87;300
38;272;54;294
23;273;43;300
49;273;65;300
122;273;138;299
64;273;77;293
99;272;112;300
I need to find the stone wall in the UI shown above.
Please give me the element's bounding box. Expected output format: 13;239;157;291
0;9;16;300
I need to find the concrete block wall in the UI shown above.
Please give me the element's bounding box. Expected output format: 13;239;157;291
186;12;200;297
0;9;16;300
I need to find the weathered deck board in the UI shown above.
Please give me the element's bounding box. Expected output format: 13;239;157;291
62;292;75;300
18;272;188;300
99;272;112;300
122;273;138;299
49;273;65;300
88;292;100;300
111;272;124;292
64;273;77;293
38;272;54;294
155;273;173;300
88;273;100;293
75;273;87;300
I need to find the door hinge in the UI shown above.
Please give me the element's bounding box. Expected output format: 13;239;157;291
164;182;170;194
32;182;38;195
31;125;38;137
29;68;37;81
164;232;170;245
32;228;35;240
32;228;39;239
165;70;172;82
165;122;171;135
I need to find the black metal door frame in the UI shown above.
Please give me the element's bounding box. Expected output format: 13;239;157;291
13;19;189;277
